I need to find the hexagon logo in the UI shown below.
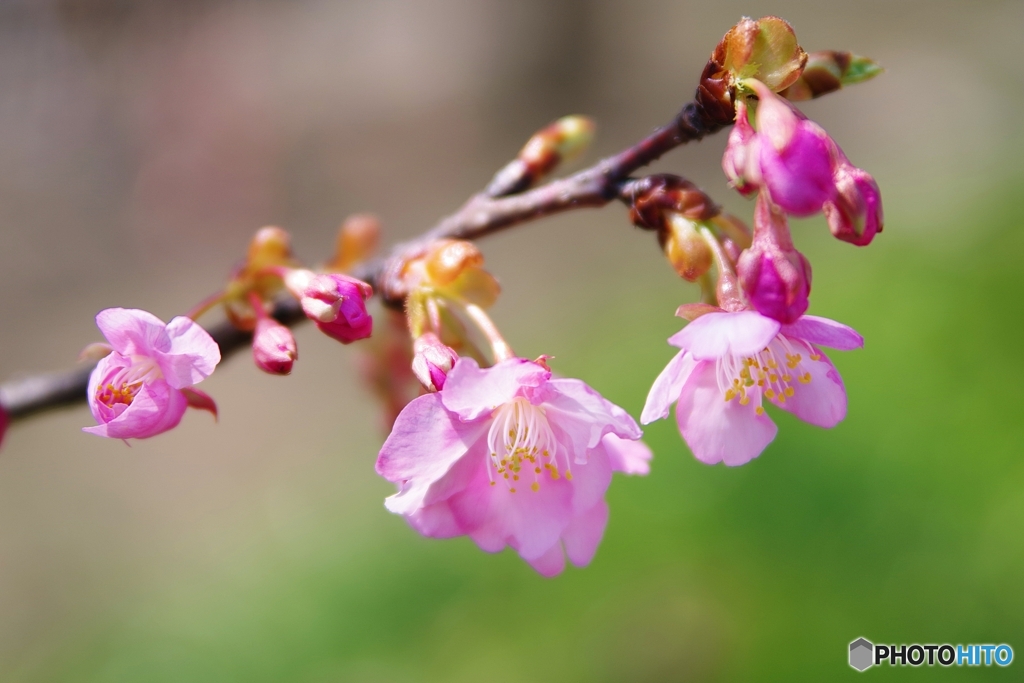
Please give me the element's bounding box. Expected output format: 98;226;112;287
849;638;874;671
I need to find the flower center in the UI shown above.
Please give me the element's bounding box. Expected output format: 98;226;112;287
96;356;162;409
716;334;820;414
486;397;566;493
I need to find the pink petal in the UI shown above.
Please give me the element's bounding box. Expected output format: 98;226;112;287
406;500;466;539
452;472;574;561
669;311;781;361
157;316;221;389
780;315;863;350
83;379;187;440
440;357;549;420
376;393;487;516
641;350;696;424
773;349;847;428
602;433;652;475
95;308;170;356
562;500;609;567
541;378;642;459
523;542;566;577
561;444;612;515
675;362;777;466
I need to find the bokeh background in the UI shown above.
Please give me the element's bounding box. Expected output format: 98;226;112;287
1;0;1023;680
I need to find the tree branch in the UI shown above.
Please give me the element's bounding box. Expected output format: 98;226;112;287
0;98;727;424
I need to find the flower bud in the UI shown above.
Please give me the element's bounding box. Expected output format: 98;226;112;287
246;226;294;271
662;213;713;282
628;174;720;231
487;116;596;196
252;318;298;375
737;195;811;323
327;214;380;272
293;273;374;344
412;333;459;392
425;240;484;287
721;99;761;197
824;162;883;246
748;80;835;217
780;51;883;101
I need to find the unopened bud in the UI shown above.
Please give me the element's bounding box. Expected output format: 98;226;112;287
246;226;294;271
296;273;374;344
425;240;484;287
662;214;713;282
328;214;380;272
252;318;298;375
628;174;720;231
412;333;459;392
737;195;811;323
780;51;883;101
824;162;883;246
487;116;596;196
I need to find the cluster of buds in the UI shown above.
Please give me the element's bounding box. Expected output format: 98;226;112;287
68;15;884;577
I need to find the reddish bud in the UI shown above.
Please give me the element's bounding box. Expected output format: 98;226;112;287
412;333;459;392
425;240;485;287
628;174;720;231
488;116;595;196
252;318;298;375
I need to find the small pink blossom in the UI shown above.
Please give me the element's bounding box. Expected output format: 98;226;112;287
642;308;862;466
286;270;373;344
84;308;220;440
823;157;884;246
376;357;651;576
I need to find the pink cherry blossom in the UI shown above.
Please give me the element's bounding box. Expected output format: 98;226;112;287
642;308;862;466
84;308;220;440
376;357;651;576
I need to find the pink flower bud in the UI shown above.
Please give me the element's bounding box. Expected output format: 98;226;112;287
749;81;835;217
252;318;298;375
737;195;811;324
411;333;459;392
722;100;761;197
288;272;373;344
823;162;883;246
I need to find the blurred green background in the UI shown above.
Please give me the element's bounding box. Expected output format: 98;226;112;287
2;0;1023;680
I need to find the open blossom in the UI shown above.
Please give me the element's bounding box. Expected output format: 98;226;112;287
723;80;883;244
376;357;651;576
642;308;862;466
84;308;220;440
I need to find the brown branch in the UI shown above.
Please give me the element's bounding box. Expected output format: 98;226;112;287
0;98;728;425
